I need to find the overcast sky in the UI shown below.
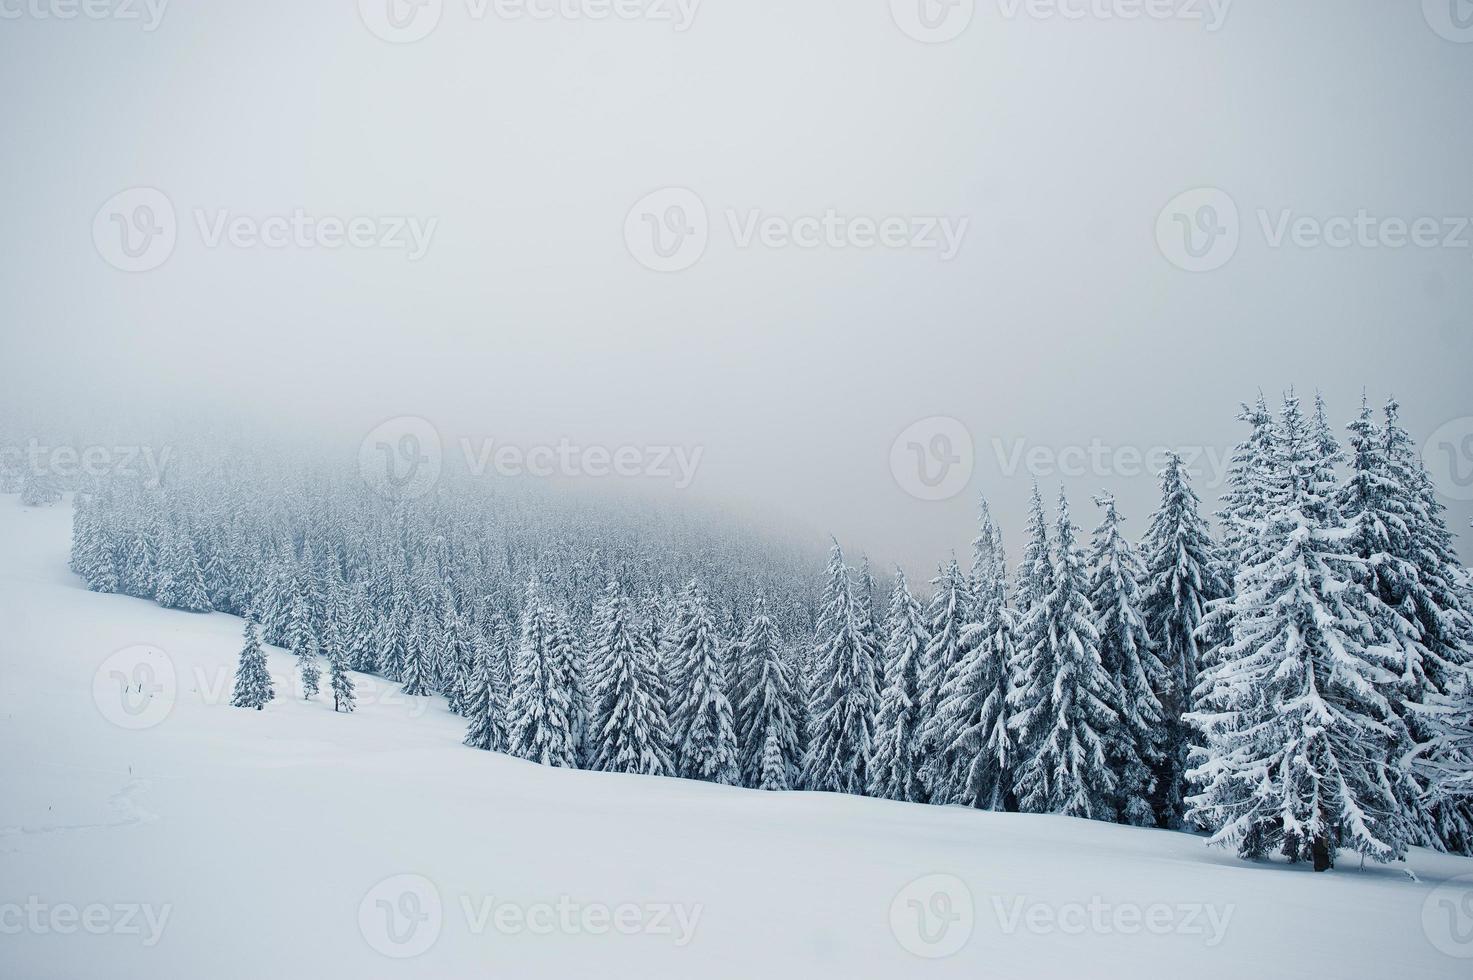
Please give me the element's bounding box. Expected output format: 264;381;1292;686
2;0;1471;576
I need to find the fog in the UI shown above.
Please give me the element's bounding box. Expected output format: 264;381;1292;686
3;0;1471;575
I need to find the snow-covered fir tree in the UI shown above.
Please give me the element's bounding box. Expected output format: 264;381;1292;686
588;580;674;776
1010;489;1120;821
804;543;878;796
1086;492;1164;826
1138;454;1226;827
507;580;579;768
328;631;357;713
463;619;511;753
738;597;804;791
155;522;213;613
230;618;274;710
670;579;740;784
1187;393;1414;871
913;559;973;804
868;570;930;802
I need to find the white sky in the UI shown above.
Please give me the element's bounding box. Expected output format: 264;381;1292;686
3;0;1471;575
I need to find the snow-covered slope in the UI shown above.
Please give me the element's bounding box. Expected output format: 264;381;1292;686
1;499;1470;980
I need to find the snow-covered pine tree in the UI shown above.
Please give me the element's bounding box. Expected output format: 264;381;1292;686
328;627;357;713
868;570;930;802
589;580;674;776
286;590;321;699
231;618;275;710
1086;492;1165;826
507;581;578;768
738;596;804;791
1138;453;1226;827
345;584;379;674
1187;393;1413;871
1356;397;1473;850
20;468;61;507
913;559;974;804
1009;489;1120;821
464;618;512;753
670;579;740;784
154;522;213;613
939;496;1020;811
804;543;878;795
400;610;434;697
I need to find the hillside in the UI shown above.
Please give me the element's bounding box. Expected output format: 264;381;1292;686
1;498;1469;980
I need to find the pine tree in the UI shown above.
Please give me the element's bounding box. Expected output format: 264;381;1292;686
804;543;878;795
868;570;930;802
1187;394;1413;871
464;619;512;753
155;523;213;613
231;618;275;710
507;581;578;768
670;580;739;784
401;611;434;697
739;597;803;791
914;560;973;804
589;580;674;776
288;591;321;699
1087;493;1164;826
1009;489;1120;821
329;630;357;713
1138;454;1226;827
20;469;61;507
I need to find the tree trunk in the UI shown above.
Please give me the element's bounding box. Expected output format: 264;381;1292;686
1311;834;1333;872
